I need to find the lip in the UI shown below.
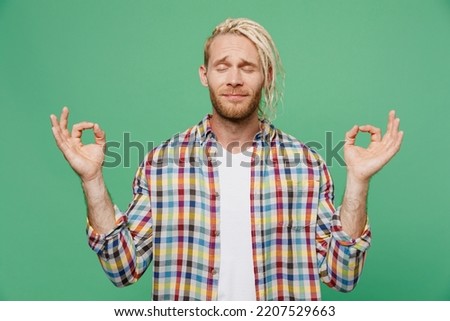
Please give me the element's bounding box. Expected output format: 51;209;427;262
222;94;248;101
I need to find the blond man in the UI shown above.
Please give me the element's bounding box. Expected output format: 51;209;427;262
51;18;403;300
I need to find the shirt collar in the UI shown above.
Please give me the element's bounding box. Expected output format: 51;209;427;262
196;114;276;145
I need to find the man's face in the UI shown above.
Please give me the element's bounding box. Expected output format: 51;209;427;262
199;34;265;121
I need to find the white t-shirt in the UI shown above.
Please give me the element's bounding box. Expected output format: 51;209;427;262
216;149;256;300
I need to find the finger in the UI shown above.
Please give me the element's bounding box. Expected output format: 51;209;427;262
358;125;382;142
93;123;106;145
345;125;359;145
51;122;73;155
392;116;401;135
392;128;404;149
383;114;401;145
59;106;69;131
71;122;95;139
50;114;66;143
51;121;63;145
386;110;395;133
384;130;404;161
51;125;67;150
387;110;402;137
50;114;59;128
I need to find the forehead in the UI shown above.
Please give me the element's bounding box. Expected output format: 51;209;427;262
208;34;260;65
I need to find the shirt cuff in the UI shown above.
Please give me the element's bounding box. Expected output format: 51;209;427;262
331;206;371;251
86;205;127;253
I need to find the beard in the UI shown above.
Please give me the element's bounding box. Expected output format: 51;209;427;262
209;87;262;122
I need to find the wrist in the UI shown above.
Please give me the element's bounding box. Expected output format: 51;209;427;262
345;171;370;196
81;172;104;188
346;167;370;185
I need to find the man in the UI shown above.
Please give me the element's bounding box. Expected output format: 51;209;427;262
50;18;403;300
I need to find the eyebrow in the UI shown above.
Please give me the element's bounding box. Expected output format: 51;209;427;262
212;56;230;66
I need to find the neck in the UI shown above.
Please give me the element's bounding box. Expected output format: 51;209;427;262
210;111;260;154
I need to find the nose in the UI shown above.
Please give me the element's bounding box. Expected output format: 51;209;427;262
226;68;243;87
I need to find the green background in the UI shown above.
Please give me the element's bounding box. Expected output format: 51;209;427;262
1;0;449;301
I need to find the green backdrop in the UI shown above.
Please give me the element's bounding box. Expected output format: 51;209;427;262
1;0;449;301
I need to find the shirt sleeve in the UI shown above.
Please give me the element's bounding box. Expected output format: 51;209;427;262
315;157;371;292
86;158;153;287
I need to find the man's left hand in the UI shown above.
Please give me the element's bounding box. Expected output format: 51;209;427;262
343;110;404;182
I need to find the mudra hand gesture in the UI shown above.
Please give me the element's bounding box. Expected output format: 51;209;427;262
50;106;106;182
338;110;403;238
344;110;404;182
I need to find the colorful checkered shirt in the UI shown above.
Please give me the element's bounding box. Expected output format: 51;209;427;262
88;115;371;300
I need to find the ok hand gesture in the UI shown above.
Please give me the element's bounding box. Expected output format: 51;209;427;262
50;107;106;182
344;110;404;182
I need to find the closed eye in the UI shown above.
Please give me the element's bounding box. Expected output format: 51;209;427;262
215;64;229;72
241;66;255;73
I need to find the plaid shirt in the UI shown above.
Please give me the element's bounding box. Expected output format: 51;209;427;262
88;115;371;300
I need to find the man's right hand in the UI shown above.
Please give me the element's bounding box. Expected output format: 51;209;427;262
50;106;106;182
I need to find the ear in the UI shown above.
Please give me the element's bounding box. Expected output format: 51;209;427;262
199;65;208;87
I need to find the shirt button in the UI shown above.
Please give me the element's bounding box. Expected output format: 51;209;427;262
214;192;220;199
214;230;220;237
211;268;218;275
